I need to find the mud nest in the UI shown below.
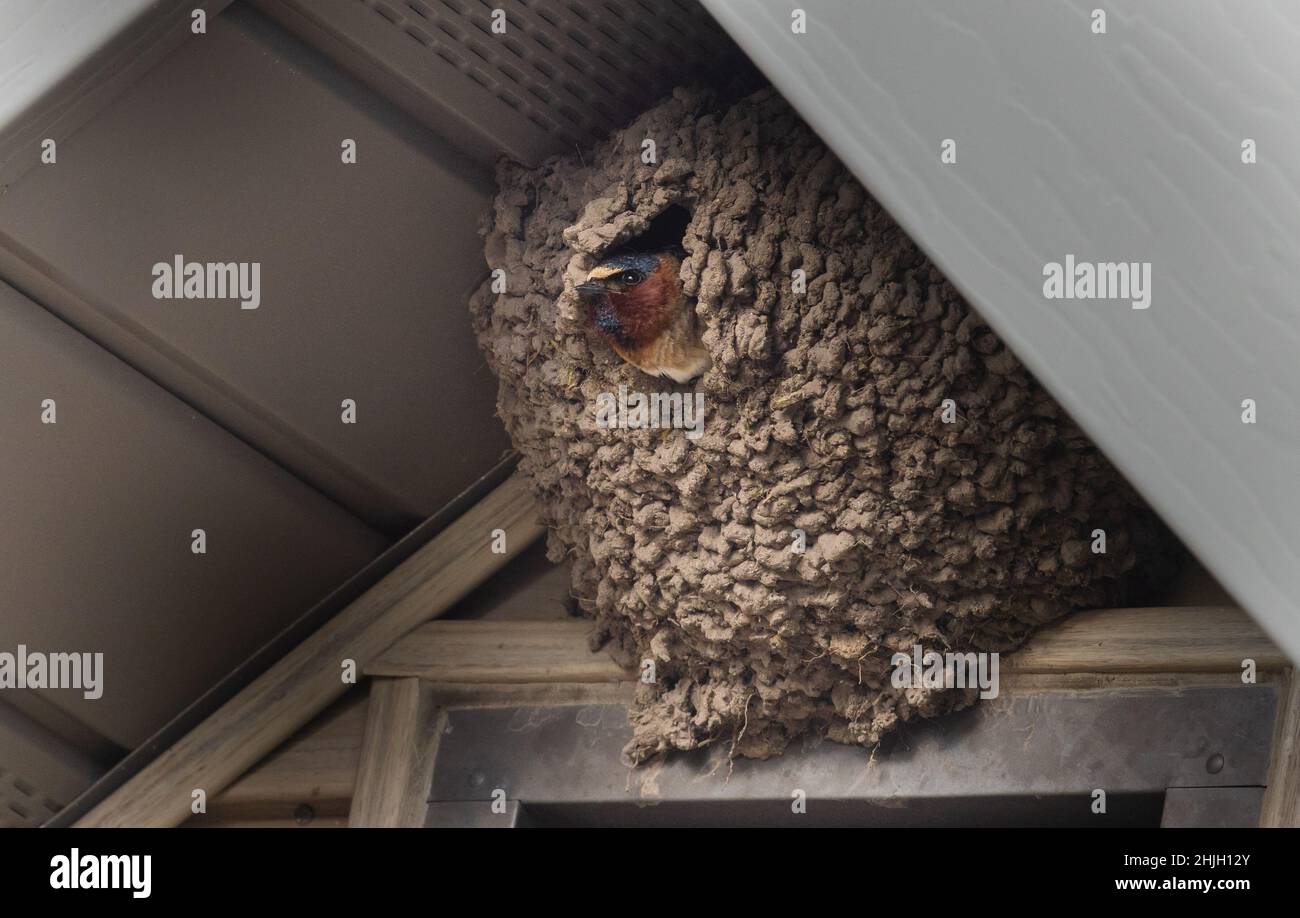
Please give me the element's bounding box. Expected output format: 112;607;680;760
469;87;1175;764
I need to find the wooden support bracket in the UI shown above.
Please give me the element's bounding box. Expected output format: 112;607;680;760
349;678;440;827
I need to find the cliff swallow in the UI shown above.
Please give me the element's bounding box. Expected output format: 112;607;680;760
575;252;711;383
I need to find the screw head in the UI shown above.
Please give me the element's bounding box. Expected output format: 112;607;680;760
294;803;315;825
1205;753;1225;774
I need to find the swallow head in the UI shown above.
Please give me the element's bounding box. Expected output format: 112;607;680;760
577;252;674;347
576;250;709;382
576;252;662;303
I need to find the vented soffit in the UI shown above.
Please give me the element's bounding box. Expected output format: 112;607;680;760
255;0;758;167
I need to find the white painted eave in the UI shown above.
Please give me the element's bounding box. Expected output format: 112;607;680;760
705;0;1300;664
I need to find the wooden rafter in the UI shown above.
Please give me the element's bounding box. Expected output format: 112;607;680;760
77;472;543;827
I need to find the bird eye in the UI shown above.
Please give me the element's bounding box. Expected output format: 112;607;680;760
620;270;645;285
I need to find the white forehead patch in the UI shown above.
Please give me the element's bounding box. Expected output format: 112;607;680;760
587;265;623;281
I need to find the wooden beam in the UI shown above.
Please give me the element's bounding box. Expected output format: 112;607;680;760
170;605;1281;827
186;691;368;824
1260;668;1300;827
368;606;1282;686
366;620;631;683
77;472;543;827
185;816;349;828
349;678;439;827
1005;605;1286;674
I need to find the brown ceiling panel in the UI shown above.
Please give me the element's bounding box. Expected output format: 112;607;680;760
0;699;104;828
0;280;388;747
0;3;510;534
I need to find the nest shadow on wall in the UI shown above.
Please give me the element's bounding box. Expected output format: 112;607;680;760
470;86;1176;764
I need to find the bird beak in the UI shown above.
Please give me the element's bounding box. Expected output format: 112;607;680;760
575;282;606;301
